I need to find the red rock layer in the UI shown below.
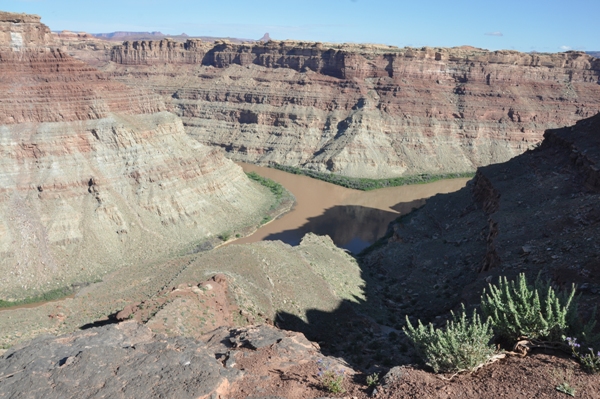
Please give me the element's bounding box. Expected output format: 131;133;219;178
0;49;165;124
109;40;600;178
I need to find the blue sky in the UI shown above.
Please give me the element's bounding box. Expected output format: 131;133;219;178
4;0;599;52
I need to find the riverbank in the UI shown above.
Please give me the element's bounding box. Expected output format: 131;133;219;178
212;171;296;249
0;286;76;311
271;163;475;191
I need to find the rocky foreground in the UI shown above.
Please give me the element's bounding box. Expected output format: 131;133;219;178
94;38;600;178
3;320;599;399
0;11;273;300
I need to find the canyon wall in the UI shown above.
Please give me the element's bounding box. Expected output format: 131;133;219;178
359;111;600;327
0;12;272;300
107;39;600;178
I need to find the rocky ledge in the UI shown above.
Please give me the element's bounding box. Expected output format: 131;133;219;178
0;321;330;399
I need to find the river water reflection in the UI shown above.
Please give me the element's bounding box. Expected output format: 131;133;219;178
234;164;470;254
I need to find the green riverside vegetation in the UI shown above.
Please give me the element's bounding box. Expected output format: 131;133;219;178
246;171;290;225
0;286;75;309
246;171;284;200
271;164;474;191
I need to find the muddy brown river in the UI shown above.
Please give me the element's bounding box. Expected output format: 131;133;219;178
234;163;470;253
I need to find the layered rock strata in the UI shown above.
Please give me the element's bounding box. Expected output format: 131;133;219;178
107;40;600;178
0;12;271;299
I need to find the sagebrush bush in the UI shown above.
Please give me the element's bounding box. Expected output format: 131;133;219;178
403;305;497;373
480;273;575;342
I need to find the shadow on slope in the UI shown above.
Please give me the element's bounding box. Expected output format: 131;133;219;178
268;186;485;372
273;115;600;372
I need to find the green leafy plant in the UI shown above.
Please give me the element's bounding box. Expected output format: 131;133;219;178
556;382;576;397
366;372;379;387
316;359;345;394
403;305;498;374
481;273;576;342
554;366;577;396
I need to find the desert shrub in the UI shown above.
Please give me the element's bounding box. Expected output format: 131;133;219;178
568;305;600;348
403;305;497;373
480;273;576;342
316;359;345;393
218;231;231;241
366;372;379;387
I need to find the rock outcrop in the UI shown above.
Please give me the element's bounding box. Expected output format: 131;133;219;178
106;40;600;178
0;233;363;352
0;321;237;398
51;30;113;67
0;320;343;399
0;12;272;300
0;11;53;50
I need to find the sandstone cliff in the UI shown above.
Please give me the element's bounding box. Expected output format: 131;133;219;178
0;12;272;300
106;40;600;178
0;11;53;50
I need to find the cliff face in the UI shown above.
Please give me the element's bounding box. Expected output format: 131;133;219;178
360;112;600;326
0;49;163;124
0;12;271;299
107;40;600;178
0;11;53;50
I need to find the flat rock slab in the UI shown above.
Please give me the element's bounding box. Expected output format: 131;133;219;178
0;321;237;399
228;325;288;349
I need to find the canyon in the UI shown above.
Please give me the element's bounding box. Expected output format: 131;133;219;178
0;11;273;300
3;99;600;399
94;38;600;178
1;9;600;399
